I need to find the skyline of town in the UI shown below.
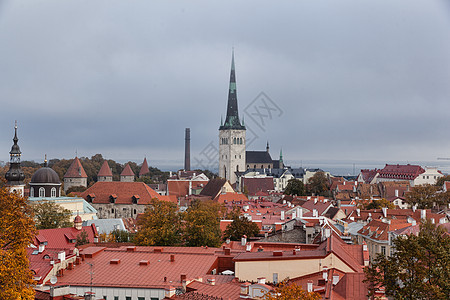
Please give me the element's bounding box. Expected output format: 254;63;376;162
1;0;450;166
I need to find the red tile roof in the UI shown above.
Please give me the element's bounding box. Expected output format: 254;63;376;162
80;181;165;204
55;246;220;289
241;177;274;196
378;164;425;180
120;163;135;176
139;158;150;176
167;180;209;198
185;279;241;300
215;192;248;204
33;225;98;249
97;161;113;177
359;169;379;184
64;157;87;178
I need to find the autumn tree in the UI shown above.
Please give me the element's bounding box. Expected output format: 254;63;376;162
0;184;36;299
364;221;450;299
284;178;305;196
135;199;182;246
365;198;395;210
32;201;72;229
223;211;260;241
264;280;321;300
404;184;439;209
183;199;224;247
307;171;330;196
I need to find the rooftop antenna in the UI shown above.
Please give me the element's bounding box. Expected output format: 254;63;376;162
87;262;94;299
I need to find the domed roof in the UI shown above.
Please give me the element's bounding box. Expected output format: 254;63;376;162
74;215;82;223
31;167;61;184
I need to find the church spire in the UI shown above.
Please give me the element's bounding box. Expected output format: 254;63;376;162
5;121;25;185
220;49;245;130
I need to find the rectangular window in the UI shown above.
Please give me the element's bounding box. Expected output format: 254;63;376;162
126;297;132;300
151;298;159;300
103;297;107;300
381;246;386;256
138;297;145;300
114;297;119;300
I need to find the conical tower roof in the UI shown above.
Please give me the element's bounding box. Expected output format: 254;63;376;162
139;157;150;177
64;157;87;178
98;160;113;177
219;50;245;130
120;163;135;176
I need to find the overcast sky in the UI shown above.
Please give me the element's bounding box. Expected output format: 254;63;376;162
1;0;450;172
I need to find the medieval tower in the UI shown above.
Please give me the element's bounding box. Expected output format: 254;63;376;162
219;51;246;185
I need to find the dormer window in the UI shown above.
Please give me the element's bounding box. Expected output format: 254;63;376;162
110;194;117;203
132;195;140;204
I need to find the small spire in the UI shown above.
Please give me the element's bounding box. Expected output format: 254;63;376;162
266;141;270;153
221;115;223;126
44;154;48;167
231;48;235;71
13;120;18;144
280;148;283;160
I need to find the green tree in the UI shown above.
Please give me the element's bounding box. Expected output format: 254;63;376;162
307;172;330;196
435;175;450;188
183;200;224;247
364;221;450;299
284;178;305;196
264;280;321;300
223;211;260;241
32;201;72;229
75;230;90;247
110;229;134;243
0;183;36;299
405;184;439;209
135;199;182;246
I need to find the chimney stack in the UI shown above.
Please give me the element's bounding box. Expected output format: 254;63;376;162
184;128;191;171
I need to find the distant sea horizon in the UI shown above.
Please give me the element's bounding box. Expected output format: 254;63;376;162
150;159;450;177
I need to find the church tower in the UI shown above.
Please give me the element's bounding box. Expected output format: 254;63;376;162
5;121;25;197
219;51;246;184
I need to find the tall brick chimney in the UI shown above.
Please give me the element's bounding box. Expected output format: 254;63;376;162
184;128;190;171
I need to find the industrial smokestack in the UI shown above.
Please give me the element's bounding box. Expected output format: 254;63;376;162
184;128;191;171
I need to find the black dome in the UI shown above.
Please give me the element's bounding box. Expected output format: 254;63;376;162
31;167;61;184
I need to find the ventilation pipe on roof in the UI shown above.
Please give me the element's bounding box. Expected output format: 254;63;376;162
313;209;318;217
257;277;266;285
412;205;417;212
297;207;302;219
307;280;313;292
170;255;175;262
382;207;387;218
395;189;399;197
333;275;340;285
322;266;328;281
292;211;296;219
280;211;285;220
207;278;216;285
314;198;317;204
421;209;426;220
356;209;361;217
241;235;247;246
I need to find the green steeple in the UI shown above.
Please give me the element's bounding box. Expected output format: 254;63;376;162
220;50;245;130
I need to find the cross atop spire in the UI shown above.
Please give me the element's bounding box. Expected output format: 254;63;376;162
220;50;245;130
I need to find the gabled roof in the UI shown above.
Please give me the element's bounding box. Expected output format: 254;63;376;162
120;163;135;176
200;178;227;198
64;157;87;178
80;182;165;204
33;225;98;249
97;161;113;177
378;164;425;180
246;151;273;164
139;158;150;176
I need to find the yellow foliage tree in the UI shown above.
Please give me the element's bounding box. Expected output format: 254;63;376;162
264;281;321;300
0;183;36;299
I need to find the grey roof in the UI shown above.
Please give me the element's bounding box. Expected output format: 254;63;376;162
246;151;273;164
83;218;126;234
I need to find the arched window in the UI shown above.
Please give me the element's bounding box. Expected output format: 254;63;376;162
39;187;45;197
240;138;243;144
30;187;34;197
224;166;227;179
236;165;239;172
233;137;236;144
51;187;56;197
261;165;264;169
